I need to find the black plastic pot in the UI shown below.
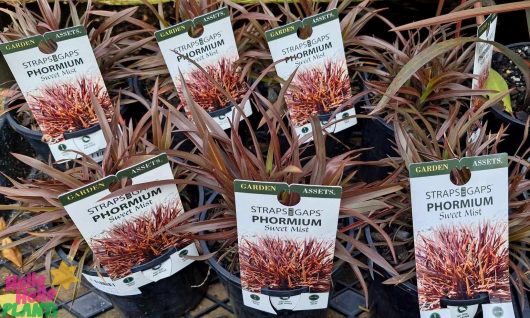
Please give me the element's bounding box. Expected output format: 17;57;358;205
487;42;530;156
358;116;396;182
6;110;51;160
57;246;208;318
440;292;490;309
208;103;234;118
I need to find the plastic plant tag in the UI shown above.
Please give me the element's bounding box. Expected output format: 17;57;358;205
155;7;252;130
471;14;498;110
265;9;356;140
0;26;112;162
234;180;341;314
59;154;197;296
409;154;512;318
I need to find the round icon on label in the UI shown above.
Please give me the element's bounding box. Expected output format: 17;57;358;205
309;295;319;301
250;294;260;301
458;306;467;313
302;127;309;134
179;249;189;257
342;112;349;119
152;265;161;270
82;135;91;143
492;306;504;317
430;313;441;318
58;144;67;151
123;277;134;284
280;296;290;300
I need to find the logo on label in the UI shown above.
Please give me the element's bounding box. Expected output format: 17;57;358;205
82;135;91;143
430;313;441;318
302;127;309;134
2;272;59;317
250;294;260;301
58;144;67;151
492;306;504;317
309;295;319;301
179;249;189;257
123;277;134;284
458;306;467;313
152;265;162;270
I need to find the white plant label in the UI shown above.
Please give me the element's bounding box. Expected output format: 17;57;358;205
410;154;513;318
266;9;356;140
0;26;111;162
234;180;341;314
59;154;197;295
155;7;252;130
472;14;498;110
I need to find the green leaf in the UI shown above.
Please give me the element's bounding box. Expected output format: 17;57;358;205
484;68;512;113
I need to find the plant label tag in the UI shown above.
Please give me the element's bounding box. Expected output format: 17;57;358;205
0;26;113;162
409;154;512;316
59;154;197;295
234;180;341;314
472;14;498;110
155;7;252;130
265;9;356;140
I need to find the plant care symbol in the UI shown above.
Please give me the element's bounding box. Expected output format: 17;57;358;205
250;294;260;301
309;295;319;301
492;306;504;317
430;313;441;318
58;144;67;151
81;135;91;143
179;249;189;257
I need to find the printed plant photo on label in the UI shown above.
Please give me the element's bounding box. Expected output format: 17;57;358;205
28;76;113;143
175;56;247;114
286;60;351;126
416;222;510;311
91;199;191;279
155;7;252;130
239;236;334;294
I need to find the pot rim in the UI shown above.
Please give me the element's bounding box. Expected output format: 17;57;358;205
440;291;490;307
261;286;310;297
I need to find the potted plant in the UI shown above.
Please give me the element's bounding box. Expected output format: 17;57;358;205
366;101;530;317
0;0;151;159
152;70;404;317
0;97;209;317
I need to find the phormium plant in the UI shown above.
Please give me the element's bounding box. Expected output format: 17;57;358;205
416;222;510;310
176;57;248;112
286;61;351;126
91;200;192;279
29;78;113;142
239;237;334;293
